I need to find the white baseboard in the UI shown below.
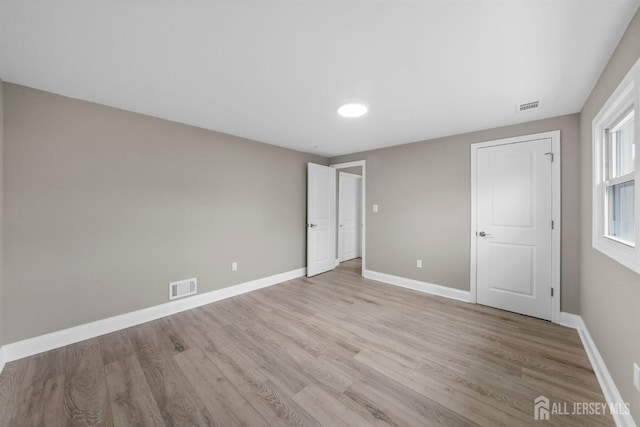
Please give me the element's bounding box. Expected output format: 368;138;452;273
2;267;306;364
560;312;637;427
363;269;471;303
3;270;634;427
559;311;583;329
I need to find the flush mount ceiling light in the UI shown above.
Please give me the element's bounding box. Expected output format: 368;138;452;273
338;103;368;118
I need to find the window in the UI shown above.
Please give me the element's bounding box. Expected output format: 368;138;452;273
605;110;635;245
593;57;640;273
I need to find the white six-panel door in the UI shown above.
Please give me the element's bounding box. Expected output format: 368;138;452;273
307;163;336;277
338;172;362;262
476;137;553;320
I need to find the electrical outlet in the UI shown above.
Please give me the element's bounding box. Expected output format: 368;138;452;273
634;363;640;392
372;204;379;213
416;259;422;268
232;262;238;272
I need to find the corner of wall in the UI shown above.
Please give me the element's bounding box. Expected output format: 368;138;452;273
579;6;640;424
0;78;5;370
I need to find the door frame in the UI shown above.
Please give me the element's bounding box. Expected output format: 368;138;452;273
330;160;366;274
470;131;561;324
338;172;363;262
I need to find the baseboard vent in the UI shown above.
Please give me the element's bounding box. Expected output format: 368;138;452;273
169;278;197;300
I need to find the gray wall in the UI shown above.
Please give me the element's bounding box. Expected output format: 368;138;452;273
579;7;640;422
331;113;581;313
3;83;326;343
0;80;4;347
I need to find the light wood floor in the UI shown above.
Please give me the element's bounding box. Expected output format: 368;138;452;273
0;260;613;426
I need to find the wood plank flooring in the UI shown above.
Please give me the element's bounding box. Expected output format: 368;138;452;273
0;260;614;426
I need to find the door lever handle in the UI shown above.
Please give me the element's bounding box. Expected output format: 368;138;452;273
478;231;487;237
309;223;317;228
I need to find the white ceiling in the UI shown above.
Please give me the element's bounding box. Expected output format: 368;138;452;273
1;1;638;157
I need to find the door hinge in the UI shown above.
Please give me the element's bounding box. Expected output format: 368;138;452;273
545;152;554;162
551;287;554;297
551;220;555;230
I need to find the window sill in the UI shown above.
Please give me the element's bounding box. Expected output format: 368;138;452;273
603;235;635;248
593;236;640;275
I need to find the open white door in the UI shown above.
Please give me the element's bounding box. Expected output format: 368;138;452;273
476;137;554;320
338;172;362;262
307;163;336;277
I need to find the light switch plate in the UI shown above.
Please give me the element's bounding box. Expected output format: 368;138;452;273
416;259;422;268
373;204;379;213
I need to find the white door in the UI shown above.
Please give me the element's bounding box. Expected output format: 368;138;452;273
338;172;362;262
307;163;336;277
476;138;553;320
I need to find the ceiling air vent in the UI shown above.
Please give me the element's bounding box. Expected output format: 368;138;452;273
169;277;197;300
517;100;542;113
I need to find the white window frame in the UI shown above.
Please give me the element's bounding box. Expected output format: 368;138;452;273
592;57;640;274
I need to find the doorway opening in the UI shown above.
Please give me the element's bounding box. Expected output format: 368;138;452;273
331;161;366;276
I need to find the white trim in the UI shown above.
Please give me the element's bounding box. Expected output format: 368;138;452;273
470;145;478;303
363;269;471;303
470;130;562;324
551;133;562;324
329;161;364;169
560;313;637;427
559;311;583;329
0;347;5;374
338;171;361;179
330;160;366;274
1;267;306;364
592;57;640;275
